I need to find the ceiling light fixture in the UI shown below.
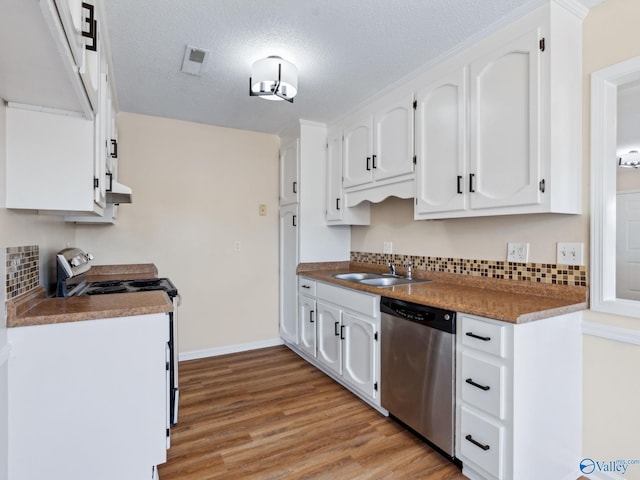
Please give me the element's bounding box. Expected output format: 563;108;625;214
249;56;297;103
619;150;640;168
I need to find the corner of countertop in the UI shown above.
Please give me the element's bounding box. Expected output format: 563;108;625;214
6;286;47;328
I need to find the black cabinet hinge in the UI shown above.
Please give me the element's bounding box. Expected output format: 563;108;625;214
93;177;99;188
539;38;545;52
166;428;170;438
413;155;417;165
166;361;170;371
374;382;378;391
413;100;417;110
374;331;379;341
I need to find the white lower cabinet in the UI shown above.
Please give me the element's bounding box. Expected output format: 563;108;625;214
456;312;582;480
295;278;382;409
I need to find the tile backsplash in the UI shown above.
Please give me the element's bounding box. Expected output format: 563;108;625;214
351;251;587;287
6;245;39;299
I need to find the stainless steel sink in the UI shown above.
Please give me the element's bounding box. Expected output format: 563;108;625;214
332;272;431;288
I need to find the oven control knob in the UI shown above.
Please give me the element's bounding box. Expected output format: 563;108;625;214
444;314;451;321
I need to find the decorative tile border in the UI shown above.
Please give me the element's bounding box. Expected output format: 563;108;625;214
5;245;40;299
350;251;588;287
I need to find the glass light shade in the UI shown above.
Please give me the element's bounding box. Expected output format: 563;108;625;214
619;150;640;168
250;56;298;101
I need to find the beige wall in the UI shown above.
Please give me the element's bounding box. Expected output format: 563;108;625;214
75;113;280;354
581;0;640;470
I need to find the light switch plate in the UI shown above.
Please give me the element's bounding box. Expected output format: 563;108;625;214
507;242;529;263
557;242;583;266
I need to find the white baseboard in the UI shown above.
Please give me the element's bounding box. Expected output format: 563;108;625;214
179;337;284;361
582;320;640;346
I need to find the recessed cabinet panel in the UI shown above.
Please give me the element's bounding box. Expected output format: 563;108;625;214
279;204;299;344
415;68;467;217
373;96;414;182
461;351;506;419
299;295;317;357
342;313;376;399
316;302;342;376
280;140;299;205
326;131;343;221
343;119;373;188
469;29;541;210
460;406;505;479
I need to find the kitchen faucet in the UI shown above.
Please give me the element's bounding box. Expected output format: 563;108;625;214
388;262;396;276
406;261;413;279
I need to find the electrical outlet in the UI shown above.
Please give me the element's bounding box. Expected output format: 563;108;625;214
507;242;529;263
383;242;393;254
557;242;583;266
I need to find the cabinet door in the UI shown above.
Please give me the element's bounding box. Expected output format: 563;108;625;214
343;116;373;188
342;313;377;399
316;302;342;376
299;295;316;357
469;29;542;210
279;205;299;344
326;131;343;222
373;94;414;181
415;68;467;216
77;1;100;111
280;139;299;205
53;0;84;65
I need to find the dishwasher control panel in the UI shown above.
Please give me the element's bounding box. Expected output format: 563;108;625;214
380;297;455;333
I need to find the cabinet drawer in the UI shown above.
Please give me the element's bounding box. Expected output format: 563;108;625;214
316;282;379;318
461;351;506;419
298;277;317;296
460;406;505;479
460;315;506;358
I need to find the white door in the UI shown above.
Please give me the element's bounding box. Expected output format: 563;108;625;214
279;205;298;344
342;313;376;399
373;93;414;181
343;116;373;188
617;191;640;300
415;67;468;217
326;130;343;222
316;302;342;376
280;139;299;205
469;29;542;210
299;295;316;357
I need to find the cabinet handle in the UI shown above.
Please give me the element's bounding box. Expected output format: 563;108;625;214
372;154;377;169
539;179;546;193
336;198;340;210
310;310;315;323
469;173;475;193
110;139;118;158
334;321;340;336
465;378;490;391
340;325;345;340
81;2;98;52
457;175;463;194
301;285;310;289
465;332;491;341
292;215;297;227
293;181;297;194
465;434;490;451
366;157;372;171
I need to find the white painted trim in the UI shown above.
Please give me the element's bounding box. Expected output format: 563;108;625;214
582;320;640;346
179;338;284;361
0;343;9;366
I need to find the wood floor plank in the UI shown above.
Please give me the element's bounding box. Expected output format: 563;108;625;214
158;345;465;480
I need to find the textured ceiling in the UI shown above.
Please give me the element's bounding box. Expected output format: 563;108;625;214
102;0;592;135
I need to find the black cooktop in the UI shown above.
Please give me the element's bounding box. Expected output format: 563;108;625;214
79;278;178;297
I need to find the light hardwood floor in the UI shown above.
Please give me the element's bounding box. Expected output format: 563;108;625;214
158;345;465;480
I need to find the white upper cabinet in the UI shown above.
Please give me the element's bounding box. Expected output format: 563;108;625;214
415;67;468;218
279;139;299;205
342;92;415;207
414;2;582;219
326;127;370;225
468;29;541;211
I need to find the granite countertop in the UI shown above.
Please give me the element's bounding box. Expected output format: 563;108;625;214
7;263;173;328
298;262;588;324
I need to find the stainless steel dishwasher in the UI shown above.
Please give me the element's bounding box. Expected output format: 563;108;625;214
380;297;456;458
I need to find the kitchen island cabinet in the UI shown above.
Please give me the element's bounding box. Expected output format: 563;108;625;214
7;312;170;480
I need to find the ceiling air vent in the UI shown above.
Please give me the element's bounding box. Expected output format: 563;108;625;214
181;45;210;76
